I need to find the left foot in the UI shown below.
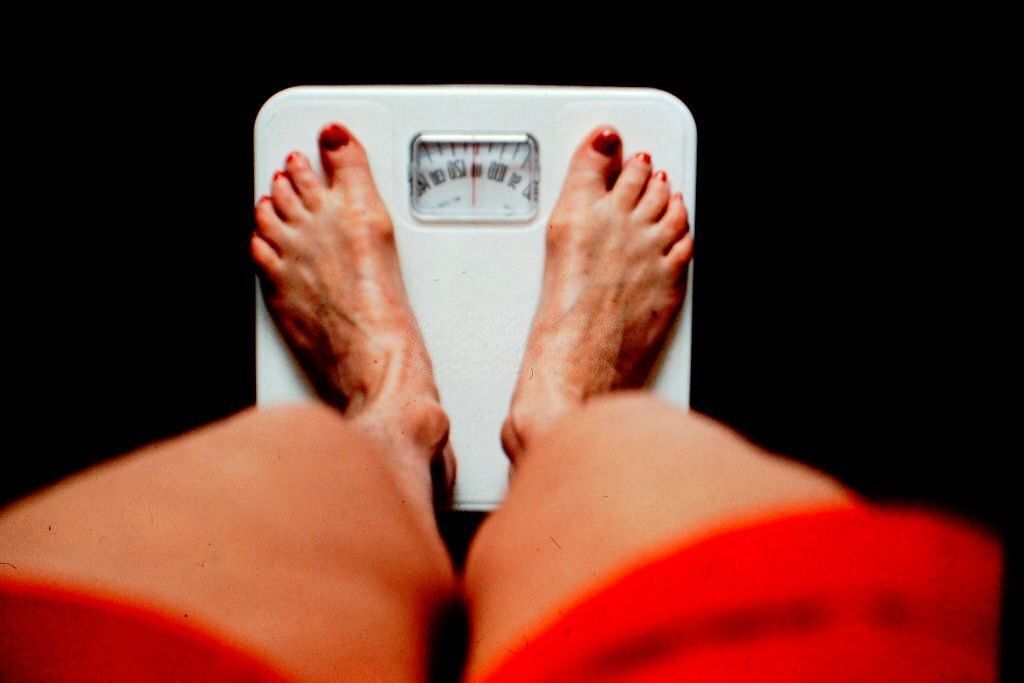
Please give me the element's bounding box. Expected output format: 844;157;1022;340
253;124;453;505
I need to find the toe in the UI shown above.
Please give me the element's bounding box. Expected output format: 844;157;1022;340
636;170;671;222
665;233;694;275
254;196;291;252
656;193;690;253
270;171;307;221
560;126;623;199
284;152;324;209
318;123;384;207
612;152;653;207
251;233;283;278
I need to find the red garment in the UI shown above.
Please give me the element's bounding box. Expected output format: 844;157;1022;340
0;580;286;681
475;507;1001;682
1;507;1001;682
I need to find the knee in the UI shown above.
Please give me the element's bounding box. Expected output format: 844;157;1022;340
237;401;348;436
531;390;706;456
560;394;853;502
576;389;680;423
189;404;454;563
572;391;726;433
517;392;817;490
463;508;517;609
186;403;395;515
220;402;365;461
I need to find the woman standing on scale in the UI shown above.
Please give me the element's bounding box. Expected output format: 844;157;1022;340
0;124;1000;681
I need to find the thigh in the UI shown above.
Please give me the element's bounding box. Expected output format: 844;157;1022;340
0;404;455;681
464;391;852;674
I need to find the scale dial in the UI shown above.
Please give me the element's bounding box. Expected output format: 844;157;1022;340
410;133;538;222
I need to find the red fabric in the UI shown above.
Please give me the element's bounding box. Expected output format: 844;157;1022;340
0;580;286;682
475;506;1002;682
0;507;1001;682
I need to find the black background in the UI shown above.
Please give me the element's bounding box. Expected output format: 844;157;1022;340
4;38;1012;675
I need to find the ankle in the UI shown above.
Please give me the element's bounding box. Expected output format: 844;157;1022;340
350;398;451;515
404;398;450;457
502;391;576;463
356;397;449;460
500;414;527;463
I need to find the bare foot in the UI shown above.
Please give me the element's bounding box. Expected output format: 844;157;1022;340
253;123;453;508
503;126;693;461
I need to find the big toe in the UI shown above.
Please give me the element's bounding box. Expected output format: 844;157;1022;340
561;126;623;199
318;123;383;206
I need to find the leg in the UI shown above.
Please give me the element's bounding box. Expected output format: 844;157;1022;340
3;123;456;681
252;123;453;493
0;405;455;681
467;396;851;672
465;127;851;672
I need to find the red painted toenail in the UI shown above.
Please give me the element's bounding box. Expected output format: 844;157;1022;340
273;170;287;181
286;151;300;163
591;129;621;156
319;124;350;150
655;171;667;181
636;152;651;164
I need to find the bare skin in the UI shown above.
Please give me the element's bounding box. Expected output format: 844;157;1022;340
1;125;466;682
502;127;694;459
0;405;459;682
465;127;849;673
253;124;453;510
0;124;864;682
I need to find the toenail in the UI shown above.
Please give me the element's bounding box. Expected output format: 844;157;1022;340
320;124;350;150
636;152;651;164
592;129;621;156
273;170;287;181
655;171;667;181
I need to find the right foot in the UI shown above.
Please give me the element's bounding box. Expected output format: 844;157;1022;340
503;126;693;461
253;123;453;505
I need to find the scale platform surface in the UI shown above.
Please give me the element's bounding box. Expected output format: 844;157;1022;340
255;86;696;511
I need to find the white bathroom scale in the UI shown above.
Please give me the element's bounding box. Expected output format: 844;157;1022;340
255;85;696;511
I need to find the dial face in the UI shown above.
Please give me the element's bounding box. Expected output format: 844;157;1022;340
410;133;539;222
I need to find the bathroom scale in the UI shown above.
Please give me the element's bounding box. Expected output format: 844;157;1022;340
255;85;696;511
